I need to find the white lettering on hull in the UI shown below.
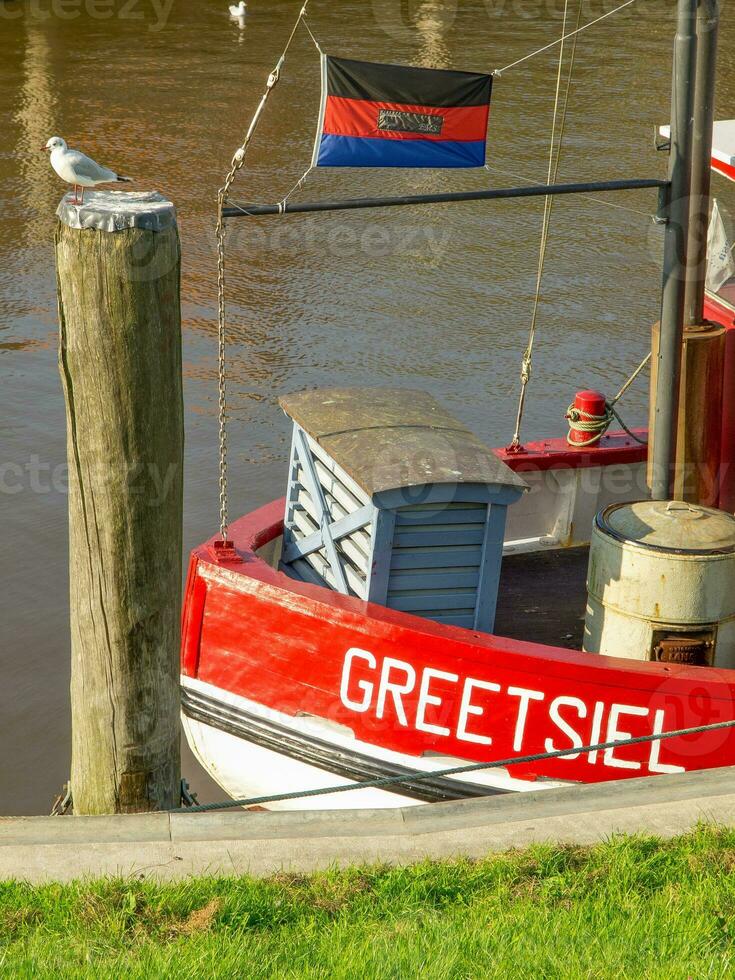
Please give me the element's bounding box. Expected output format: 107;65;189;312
339;648;685;776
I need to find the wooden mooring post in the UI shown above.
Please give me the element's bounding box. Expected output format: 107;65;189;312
55;191;183;814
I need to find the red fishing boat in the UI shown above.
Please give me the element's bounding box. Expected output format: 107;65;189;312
181;0;735;809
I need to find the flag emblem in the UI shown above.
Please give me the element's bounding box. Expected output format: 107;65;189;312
312;56;492;169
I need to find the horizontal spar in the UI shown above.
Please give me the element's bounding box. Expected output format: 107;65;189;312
222;178;670;218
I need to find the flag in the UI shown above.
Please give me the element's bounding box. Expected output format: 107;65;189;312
311;56;492;169
706;199;735;294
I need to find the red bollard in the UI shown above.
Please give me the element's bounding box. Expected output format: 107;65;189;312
567;390;607;448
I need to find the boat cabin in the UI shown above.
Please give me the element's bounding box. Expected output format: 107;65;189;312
278;387;528;633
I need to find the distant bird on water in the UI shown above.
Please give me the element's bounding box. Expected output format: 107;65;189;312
41;137;132;205
229;1;247;16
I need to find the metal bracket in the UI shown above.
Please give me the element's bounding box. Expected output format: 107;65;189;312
208;539;243;563
50;781;73;816
654;125;671;153
504;441;527;455
653;183;672;226
180;778;200;807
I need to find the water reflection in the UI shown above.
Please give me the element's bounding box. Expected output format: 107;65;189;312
414;0;453;68
14;26;59;243
2;0;735;814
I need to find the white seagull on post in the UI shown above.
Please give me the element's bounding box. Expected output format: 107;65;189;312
42;137;132;205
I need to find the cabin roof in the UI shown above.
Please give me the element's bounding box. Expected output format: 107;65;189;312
279;387;528;497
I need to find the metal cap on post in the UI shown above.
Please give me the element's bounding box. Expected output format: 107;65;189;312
55;189;183;814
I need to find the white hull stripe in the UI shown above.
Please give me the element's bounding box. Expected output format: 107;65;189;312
180;685;506;804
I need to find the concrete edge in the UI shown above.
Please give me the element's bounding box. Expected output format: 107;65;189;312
2;767;733;846
1;768;733;883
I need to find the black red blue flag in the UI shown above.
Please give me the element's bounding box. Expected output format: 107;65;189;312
311;56;492;169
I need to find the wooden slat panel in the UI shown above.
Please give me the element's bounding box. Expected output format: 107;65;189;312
306;434;370;507
290;489;371;574
289;515;368;598
306;547;367;598
474;502;506;633
285;558;326;588
399;501;484;511
395;508;488;526
393;521;486;534
291;506;319;541
425;613;476;628
295;427;350;594
393;528;486;548
366;507;396;607
388;592;477;613
388;569;480;590
295;481;372;559
390;547;482;570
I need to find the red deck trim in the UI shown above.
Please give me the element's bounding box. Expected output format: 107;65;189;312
705;292;735;328
713;158;735;183
496;429;648;472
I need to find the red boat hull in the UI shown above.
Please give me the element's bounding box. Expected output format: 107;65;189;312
182;496;735;792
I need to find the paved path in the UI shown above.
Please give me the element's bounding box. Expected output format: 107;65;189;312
2;768;734;882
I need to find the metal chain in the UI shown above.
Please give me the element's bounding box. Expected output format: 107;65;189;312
215;1;314;541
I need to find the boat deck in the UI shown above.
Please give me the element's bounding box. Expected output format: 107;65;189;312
494;546;590;651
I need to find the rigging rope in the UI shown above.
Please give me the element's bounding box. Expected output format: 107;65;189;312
493;0;639;76
213;0;649;533
484;163;654;219
215;1;319;541
173;714;735;813
507;0;583;452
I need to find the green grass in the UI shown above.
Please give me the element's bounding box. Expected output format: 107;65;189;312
2;826;735;977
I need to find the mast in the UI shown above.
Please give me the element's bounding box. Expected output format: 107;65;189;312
650;0;698;500
684;0;719;326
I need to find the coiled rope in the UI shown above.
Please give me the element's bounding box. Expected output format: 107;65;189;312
173;714;735;813
566;351;651;447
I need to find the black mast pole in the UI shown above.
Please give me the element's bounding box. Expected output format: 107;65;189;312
684;0;719;326
651;0;698;500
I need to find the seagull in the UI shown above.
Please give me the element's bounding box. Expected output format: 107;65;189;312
229;1;246;15
41;137;132;205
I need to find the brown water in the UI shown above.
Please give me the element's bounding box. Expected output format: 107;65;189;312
2;0;733;815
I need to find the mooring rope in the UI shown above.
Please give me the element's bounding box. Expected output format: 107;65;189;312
566;351;652;447
173;715;735;813
215;0;320;541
